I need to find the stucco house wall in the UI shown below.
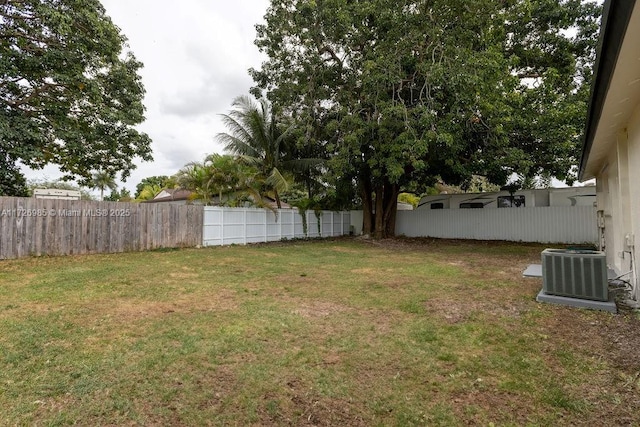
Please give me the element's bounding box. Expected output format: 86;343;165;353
580;0;640;300
594;121;639;289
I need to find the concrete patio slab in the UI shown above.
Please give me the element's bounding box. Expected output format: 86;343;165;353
523;264;542;278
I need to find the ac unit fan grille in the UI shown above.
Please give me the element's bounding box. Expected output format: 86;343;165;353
542;249;608;301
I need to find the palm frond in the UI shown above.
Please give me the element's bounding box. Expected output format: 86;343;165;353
244;185;278;217
216;132;262;159
266;167;290;194
234;154;262;168
283;158;325;172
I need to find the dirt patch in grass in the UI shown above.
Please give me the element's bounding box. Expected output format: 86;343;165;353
285;395;368;427
103;290;240;320
424;297;530;324
604;314;640;373
328;245;361;254
291;301;352;318
547;307;640;373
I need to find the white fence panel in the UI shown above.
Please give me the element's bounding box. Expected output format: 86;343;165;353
293;212;306;238
242;210;261;244
394;206;597;244
225;209;247;245
203;208;351;246
332;212;344;236
321;214;332;236
307;211;321;238
281;210;295;238
202;208;223;245
350;210;364;235
266;210;281;242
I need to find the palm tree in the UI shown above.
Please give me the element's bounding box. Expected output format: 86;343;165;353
137;183;163;201
222;160;273;210
204;153;241;204
175;161;214;204
216;95;294;209
91;170;117;201
176;153;269;208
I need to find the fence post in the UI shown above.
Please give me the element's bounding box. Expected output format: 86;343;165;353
202;207;206;246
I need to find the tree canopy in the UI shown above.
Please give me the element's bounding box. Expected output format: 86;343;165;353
175;153;272;208
0;0;152;195
251;0;601;237
134;175;174;199
104;187;131;202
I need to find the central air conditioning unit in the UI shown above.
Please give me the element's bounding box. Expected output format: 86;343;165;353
541;249;608;301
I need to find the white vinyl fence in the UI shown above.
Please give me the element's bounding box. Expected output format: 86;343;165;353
203;207;351;246
393;206;598;244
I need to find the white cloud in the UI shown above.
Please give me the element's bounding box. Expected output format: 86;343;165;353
21;0;270;193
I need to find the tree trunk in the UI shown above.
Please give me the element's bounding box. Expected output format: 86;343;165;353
359;173;399;239
274;190;282;209
386;200;398;237
360;177;373;236
382;182;399;238
306;178;313;199
360;180;399;239
374;185;384;239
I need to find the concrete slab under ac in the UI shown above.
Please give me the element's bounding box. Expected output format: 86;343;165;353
536;290;618;313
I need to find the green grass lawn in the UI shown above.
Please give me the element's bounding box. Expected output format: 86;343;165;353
1;238;639;426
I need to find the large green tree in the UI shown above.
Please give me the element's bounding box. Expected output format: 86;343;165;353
251;0;600;237
0;0;152;195
467;0;602;187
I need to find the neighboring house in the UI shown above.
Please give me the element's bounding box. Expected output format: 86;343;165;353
144;188;292;209
416;187;595;210
32;188;81;200
579;1;640;301
143;188;200;205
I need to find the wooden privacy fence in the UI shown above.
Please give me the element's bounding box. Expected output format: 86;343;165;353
203;207;351;246
0;197;203;259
